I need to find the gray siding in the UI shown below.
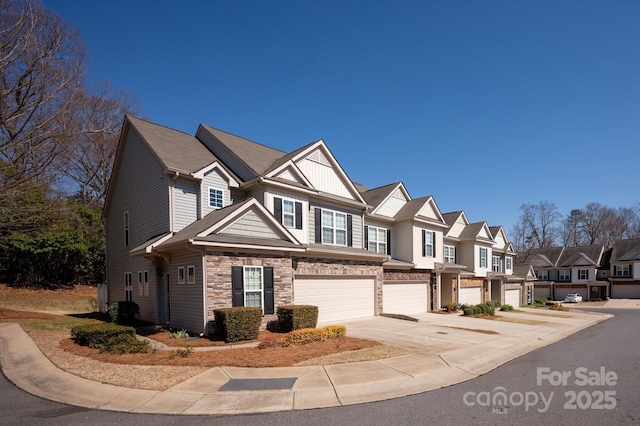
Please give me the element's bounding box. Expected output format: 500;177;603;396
221;210;280;239
196;127;254;182
106;127;170;322
201;169;231;216
309;201;363;248
170;250;205;334
173;178;198;231
245;186;265;205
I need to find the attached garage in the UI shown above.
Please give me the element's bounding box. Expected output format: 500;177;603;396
294;276;376;323
459;286;483;306
504;288;521;307
534;285;551;301
554;286;587;301
383;283;428;315
611;284;640;299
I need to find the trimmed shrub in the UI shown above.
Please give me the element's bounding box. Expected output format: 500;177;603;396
472;306;482;315
487;300;501;308
323;325;346;339
107;301;140;325
463;307;475;316
501;304;514;311
443;302;459;312
534;298;546;307
276;305;318;332
70;323;149;354
213;307;262;343
281;328;327;347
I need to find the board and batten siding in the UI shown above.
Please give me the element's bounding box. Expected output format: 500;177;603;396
196;127;255;182
201;169;231;217
173;178;198;231
376;188;408;217
106;126;170;322
220;210;280;239
296;154;355;200
170;250;205;334
308;201;363;248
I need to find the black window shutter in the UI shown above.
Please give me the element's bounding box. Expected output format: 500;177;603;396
432;231;436;258
364;226;369;249
295;202;302;230
347;215;353;247
274;197;283;224
387;229;391;255
586;270;589;279
231;266;244;307
314;208;321;243
422;230;426;257
263;267;274;315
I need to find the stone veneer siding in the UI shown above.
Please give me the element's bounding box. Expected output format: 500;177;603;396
383;269;432;281
294;257;384;316
460;277;484;287
205;251;293;329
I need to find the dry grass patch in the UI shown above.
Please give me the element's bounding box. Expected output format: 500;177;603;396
294;346;413;366
482;315;547;325
507;310;573;319
0;284;97;314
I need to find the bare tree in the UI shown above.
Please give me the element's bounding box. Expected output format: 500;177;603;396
560;209;585;247
58;82;136;205
579;202;615;245
515;201;561;250
0;0;86;195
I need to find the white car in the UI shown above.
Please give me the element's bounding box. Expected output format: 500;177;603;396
564;293;583;303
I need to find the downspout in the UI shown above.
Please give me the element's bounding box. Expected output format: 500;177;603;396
185;242;208;336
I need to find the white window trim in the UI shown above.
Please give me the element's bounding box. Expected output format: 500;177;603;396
321;208;347;246
444;245;456;263
282;198;296;228
538;270;549;281
138;271;143;296
208;187;225;209
615;265;630;276
506;257;512;270
124;272;132;301
423;230;435;257
559;270;570;281
187;265;196;284
243;265;264;311
178;267;185;284
578;269;588;280
479;247;488;268
367;225;387;254
492;255;502;273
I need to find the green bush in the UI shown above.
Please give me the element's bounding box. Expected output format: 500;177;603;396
501;304;514;311
281;328;327;347
213;307;262;343
323;325;347;339
487;300;501;308
70;323;149;354
276;305;318;332
534;298;546;306
443;302;459;312
463;307;475;316
107;301;140;325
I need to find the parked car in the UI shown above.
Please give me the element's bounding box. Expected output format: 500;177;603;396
564;293;583;303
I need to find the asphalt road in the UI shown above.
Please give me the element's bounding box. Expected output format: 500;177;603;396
1;308;638;426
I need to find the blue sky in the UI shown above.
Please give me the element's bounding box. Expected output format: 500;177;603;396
44;0;640;238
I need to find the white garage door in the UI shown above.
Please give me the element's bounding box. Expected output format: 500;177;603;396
459;287;482;306
294;277;375;323
611;285;640;299
554;287;587;301
504;289;521;307
383;283;428;315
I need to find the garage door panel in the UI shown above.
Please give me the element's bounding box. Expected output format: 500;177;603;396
294;277;375;323
505;289;521;307
383;283;428;314
611;285;640;299
459;287;482;306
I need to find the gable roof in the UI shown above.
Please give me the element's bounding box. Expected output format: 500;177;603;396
198;125;287;182
359;182;403;210
129;116;217;174
459;221;495;243
157;199;301;251
514;264;537;280
557;245;604;267
394;195;447;226
611;238;640;262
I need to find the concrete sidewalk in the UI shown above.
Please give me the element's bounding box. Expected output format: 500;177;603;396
0;307;612;415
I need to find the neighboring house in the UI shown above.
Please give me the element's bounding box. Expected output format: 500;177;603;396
525;245;606;301
358;182;449;314
488;226;524;307
103;116;387;334
608;238;640;298
513;264;537;305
